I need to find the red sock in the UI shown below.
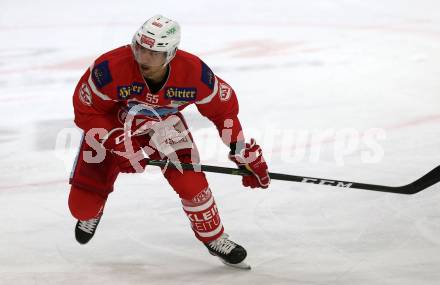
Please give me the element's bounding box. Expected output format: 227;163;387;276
68;186;106;220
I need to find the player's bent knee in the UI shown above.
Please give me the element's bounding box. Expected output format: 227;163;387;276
68;185;106;220
165;169;209;200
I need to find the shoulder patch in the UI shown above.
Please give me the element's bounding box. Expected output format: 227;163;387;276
92;60;113;89
78;83;92;106
200;60;215;90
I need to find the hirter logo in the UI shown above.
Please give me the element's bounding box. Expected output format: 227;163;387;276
140;35;155;48
117;82;144;99
165;87;197;101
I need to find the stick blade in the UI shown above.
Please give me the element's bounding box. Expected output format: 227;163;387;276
403;165;440;194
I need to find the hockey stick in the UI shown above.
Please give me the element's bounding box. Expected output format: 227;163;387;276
145;159;440;195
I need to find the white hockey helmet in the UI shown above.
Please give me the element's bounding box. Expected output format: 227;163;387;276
132;15;181;66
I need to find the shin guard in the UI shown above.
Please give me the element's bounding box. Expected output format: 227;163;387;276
181;188;224;243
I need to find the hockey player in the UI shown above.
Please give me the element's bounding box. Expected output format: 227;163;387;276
69;15;270;269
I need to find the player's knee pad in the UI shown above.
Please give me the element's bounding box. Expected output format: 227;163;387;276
181;187;224;243
68;185;106;220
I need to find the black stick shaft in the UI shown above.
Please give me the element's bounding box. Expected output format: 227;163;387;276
145;159;440;195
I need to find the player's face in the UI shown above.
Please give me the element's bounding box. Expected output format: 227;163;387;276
133;42;167;67
133;42;168;79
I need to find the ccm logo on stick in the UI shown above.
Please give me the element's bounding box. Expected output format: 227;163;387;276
301;178;353;188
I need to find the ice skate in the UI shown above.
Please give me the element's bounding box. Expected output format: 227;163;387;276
204;233;251;270
75;211;103;244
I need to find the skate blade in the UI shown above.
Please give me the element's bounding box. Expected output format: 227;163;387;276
219;258;251;270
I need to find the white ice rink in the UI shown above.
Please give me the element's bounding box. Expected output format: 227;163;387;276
1;0;440;284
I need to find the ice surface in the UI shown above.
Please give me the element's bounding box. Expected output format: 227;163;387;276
1;0;440;284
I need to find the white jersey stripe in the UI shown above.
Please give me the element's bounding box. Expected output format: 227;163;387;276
195;76;219;105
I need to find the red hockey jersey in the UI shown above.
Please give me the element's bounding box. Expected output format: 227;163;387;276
72;45;244;145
